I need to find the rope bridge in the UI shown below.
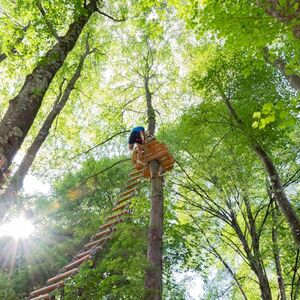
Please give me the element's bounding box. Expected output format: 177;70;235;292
28;140;174;300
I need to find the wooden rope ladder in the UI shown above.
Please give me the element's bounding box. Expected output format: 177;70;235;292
28;167;144;300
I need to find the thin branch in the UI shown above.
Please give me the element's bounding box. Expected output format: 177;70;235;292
96;9;126;22
70;130;130;159
77;158;130;188
36;0;61;41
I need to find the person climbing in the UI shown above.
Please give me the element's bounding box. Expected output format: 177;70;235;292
128;126;146;165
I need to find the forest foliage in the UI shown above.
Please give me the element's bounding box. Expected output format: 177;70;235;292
0;0;299;299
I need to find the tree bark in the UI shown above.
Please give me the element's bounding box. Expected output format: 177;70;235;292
3;43;92;200
144;74;164;299
253;143;300;245
263;48;300;92
0;1;97;169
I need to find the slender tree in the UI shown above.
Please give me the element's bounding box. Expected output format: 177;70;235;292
142;45;164;300
2;38;95;204
0;0;117;170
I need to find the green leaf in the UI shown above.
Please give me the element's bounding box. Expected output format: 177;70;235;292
259;119;266;129
261;102;273;115
252;121;259;128
252;111;261;119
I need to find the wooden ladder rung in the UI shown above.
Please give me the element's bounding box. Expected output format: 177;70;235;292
117;193;135;204
47;268;79;285
94;228;115;239
124;181;139;190
129;169;143;176
106;210;130;221
30;294;51;300
119;187;136;198
112;202;130;212
64;255;90;271
84;236;111;250
127;175;142;183
99;218;123;230
75;249;92;260
30;281;64;299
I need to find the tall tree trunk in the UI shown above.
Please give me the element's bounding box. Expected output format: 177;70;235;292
144;75;164;299
230;210;272;300
2;43;93;202
253;143;300;245
0;1;97;169
216;84;300;247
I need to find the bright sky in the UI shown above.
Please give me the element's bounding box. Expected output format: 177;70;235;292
175;271;204;299
23;174;50;194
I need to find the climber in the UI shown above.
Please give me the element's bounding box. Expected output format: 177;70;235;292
128;126;146;165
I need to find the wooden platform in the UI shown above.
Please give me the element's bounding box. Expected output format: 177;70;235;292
131;140;175;177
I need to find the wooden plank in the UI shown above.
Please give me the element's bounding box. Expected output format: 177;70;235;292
124;181;139;190
83;236;111;250
98;218;123;230
106;210;130;221
145;149;168;163
112;202;130;212
64;255;89;271
47;268;78;285
127;175;142;183
145;144;167;156
75;249;92;260
119;187;136;198
94;228;115;239
30;294;51;300
30;281;64;298
129;169;143;176
117;194;135;204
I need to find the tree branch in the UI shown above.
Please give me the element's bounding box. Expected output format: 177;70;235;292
36;0;61;41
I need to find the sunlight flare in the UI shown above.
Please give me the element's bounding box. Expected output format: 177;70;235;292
0;216;34;239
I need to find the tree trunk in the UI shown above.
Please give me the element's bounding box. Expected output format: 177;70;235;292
216;84;300;247
230;212;272;300
253;143;300;245
263;48;300;92
145;160;164;299
0;2;96;169
271;200;287;300
144;75;164;299
2;44;92;201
